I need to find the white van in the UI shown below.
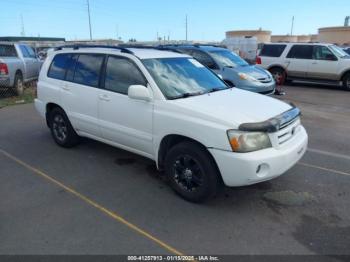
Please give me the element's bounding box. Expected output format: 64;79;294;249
35;45;308;202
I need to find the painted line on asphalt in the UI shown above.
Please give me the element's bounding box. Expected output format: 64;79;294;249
298;162;350;177
0;148;184;256
308;148;350;161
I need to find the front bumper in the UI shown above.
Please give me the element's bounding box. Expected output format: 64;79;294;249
209;126;308;187
237;81;276;95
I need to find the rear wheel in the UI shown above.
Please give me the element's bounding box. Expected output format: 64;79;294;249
164;141;221;203
343;73;350;91
49;107;80;148
13;73;24;96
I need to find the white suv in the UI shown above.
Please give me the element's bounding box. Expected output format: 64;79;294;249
257;43;350;90
35;45;308;202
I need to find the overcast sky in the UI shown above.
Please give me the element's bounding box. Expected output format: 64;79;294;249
1;0;349;41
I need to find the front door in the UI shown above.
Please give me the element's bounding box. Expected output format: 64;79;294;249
307;45;339;80
98;55;154;156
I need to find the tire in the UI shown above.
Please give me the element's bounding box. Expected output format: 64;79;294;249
164;141;221;203
343;73;350;91
48;107;80;148
13;73;24;96
269;67;286;85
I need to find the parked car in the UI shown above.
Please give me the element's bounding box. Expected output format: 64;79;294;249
257;43;350;90
0;42;42;95
161;45;276;95
343;47;350;55
35;45;308;202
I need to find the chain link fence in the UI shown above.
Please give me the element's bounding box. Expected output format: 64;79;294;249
0;80;37;108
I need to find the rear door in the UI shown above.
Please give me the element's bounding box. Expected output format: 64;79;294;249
98;55;154;156
284;45;313;78
307;45;339;80
59;53;105;137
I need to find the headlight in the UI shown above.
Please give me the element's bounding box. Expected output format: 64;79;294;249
227;130;272;153
238;73;258;82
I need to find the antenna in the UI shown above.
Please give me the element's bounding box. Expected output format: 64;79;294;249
87;0;93;40
291;16;294;36
20;14;25;36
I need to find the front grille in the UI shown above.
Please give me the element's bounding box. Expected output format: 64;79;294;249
277;118;300;145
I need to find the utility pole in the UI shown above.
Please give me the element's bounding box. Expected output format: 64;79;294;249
290;16;294;36
20;14;25;36
87;0;92;40
185;14;188;42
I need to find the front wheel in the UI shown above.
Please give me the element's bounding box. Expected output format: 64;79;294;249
343;73;350;91
164;141;221;203
49;107;80;148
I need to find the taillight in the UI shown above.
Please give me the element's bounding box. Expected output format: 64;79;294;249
256;56;262;65
0;63;9;75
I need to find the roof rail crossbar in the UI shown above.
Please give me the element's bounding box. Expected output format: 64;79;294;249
53;45;134;54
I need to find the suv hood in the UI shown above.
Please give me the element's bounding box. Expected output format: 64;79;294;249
171;88;292;128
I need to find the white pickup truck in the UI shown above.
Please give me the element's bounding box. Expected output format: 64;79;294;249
0;43;42;95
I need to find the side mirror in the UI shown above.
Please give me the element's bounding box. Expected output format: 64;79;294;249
128;85;151;102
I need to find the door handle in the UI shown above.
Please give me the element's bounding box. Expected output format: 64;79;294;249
312;62;318;65
99;94;110;101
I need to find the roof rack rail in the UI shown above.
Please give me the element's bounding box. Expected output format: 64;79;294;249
53;45;134;54
118;45;184;54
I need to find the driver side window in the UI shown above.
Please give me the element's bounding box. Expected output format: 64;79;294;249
313;46;337;61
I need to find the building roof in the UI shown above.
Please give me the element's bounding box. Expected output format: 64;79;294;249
0;36;65;42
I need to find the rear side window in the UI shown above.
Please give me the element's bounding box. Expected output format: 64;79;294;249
48;53;72;80
104;56;147;95
286;45;313;59
0;45;17;57
73;54;104;87
260;45;286;57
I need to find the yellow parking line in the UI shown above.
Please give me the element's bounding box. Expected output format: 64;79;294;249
0;148;184;256
298;162;350;176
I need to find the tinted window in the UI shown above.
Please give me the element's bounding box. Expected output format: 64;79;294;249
190;50;218;69
19;45;30;58
104;56;146;95
286;45;313;59
25;46;36;58
73;54;104;87
48;53;72;80
65;54;79;82
0;45;18;57
313;46;336;60
260;45;286;57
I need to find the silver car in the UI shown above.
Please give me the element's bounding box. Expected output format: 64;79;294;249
163;45;276;95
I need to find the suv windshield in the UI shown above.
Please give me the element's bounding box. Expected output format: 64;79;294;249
143;57;228;99
209;50;249;68
329;45;349;58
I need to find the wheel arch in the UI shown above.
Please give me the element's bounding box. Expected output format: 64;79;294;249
45;103;65;127
341;69;350;82
157;134;220;173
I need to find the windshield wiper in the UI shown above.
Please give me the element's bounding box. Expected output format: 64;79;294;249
206;87;229;94
168;91;205;100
